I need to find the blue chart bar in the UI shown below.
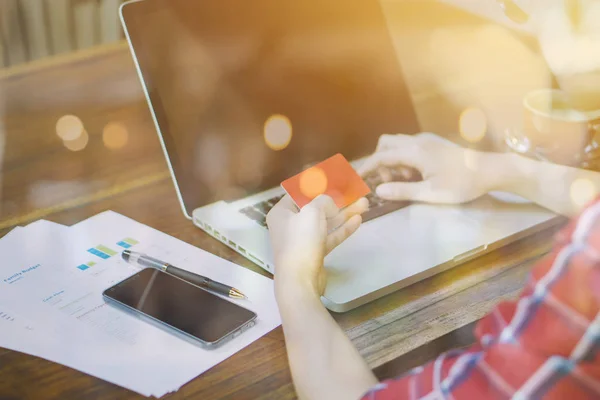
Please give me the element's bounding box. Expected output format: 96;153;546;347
88;248;110;259
117;241;131;249
77;265;90;271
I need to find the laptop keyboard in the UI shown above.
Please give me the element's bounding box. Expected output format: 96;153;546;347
361;166;421;223
239;195;284;228
239;167;422;228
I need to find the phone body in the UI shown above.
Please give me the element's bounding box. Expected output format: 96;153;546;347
103;268;257;349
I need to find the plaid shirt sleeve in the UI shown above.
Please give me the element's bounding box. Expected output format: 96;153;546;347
361;198;600;400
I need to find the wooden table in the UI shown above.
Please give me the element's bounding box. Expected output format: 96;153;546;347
0;2;565;398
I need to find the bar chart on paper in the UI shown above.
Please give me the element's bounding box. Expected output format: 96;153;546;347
80;238;140;271
116;238;139;249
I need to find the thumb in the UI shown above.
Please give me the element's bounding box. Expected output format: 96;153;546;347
376;181;437;202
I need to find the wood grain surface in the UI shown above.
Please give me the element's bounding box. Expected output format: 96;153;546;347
0;2;564;398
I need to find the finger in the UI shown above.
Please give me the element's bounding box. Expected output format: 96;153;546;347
378;166;393;182
327;197;369;230
326;214;362;255
376;181;437;202
276;195;297;210
375;133;413;152
375;134;396;152
345;197;369;215
358;149;423;177
305;194;339;219
267;195;296;222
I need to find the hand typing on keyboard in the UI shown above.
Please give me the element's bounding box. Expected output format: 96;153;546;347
358;133;494;205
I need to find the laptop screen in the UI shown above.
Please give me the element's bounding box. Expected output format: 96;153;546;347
122;0;420;216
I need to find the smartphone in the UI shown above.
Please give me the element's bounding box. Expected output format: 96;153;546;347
103;268;257;349
281;153;371;209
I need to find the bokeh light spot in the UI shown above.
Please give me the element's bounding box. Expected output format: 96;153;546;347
299;167;328;199
459;108;487;143
56;115;84;141
570;178;598;208
103;122;129;150
264;114;292;151
63;131;89;152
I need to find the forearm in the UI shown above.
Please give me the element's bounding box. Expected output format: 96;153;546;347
482;152;600;217
276;284;377;400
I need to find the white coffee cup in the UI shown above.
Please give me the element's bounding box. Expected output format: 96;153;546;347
506;89;600;166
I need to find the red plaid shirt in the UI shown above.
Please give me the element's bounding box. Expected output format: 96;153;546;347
362;199;600;400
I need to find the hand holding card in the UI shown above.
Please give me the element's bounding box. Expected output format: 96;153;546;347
281;154;371;209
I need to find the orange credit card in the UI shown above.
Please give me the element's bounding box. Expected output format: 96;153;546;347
281;153;371;209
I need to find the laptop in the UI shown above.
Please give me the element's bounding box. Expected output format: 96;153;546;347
120;0;559;312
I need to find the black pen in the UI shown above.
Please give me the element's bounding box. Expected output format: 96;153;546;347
121;250;246;299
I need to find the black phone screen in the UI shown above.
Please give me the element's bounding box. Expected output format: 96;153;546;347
104;268;256;343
